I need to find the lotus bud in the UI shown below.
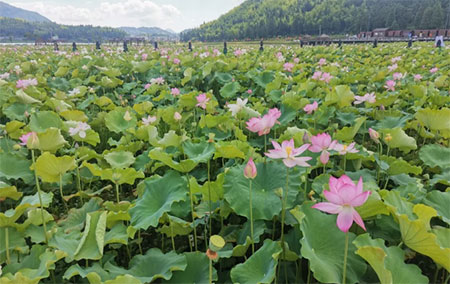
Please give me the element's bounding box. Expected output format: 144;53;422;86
27;132;40;149
368;128;380;144
243;157;257;179
384;133;392;143
174;112;182;121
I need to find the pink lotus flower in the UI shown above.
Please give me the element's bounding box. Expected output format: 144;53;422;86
312;175;371;232
150;77;165;85
333;142;359;155
16;78;38;89
312;71;322;80
414;74;422;81
144;83;151;89
388;64;398;72
171;88;180;96
142;115;157;126
246;108;281;136
392;72;404;81
318;58;326;66
391;56;401;63
142;53;148;61
0;72;9;80
430;67;438;73
354;92;376;105
19;131;39;148
283;62;294;72
174;112;182;121
384;80;396;91
173;58;181;64
303;101;318;114
19;132;34;146
368;128;380;144
294;58;300;63
265;139;312;168
309;133;338;164
196;93;210;109
244;157;257;179
247;89;253;95
320;72;333;83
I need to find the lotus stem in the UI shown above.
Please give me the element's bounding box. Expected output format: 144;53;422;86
170;217;176;251
76;166;84;205
264;134;267;153
207;159;212;237
278;167;290;281
115;183;120;203
342;232;349;284
249;179;255;254
187;174;198;251
31;150;48;244
60;174;68;212
5;227;10;264
209;259;213;284
343;155;347;172
138;230;143;254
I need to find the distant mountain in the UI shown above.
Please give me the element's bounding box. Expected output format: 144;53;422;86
0;1;51;23
181;0;449;41
119;26;178;40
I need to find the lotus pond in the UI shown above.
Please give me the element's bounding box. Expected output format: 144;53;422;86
0;42;449;284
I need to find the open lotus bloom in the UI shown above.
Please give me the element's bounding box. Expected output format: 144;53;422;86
312;175;371;232
246;108;281;136
265;138;312;168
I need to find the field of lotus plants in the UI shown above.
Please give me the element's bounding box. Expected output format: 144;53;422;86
0;42;449;284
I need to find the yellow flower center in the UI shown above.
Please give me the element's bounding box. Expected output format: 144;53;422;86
285;146;293;157
342;145;348;151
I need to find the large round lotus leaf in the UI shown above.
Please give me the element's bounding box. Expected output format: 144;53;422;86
353;234;428;284
0;181;22;201
74;211;107;261
3;103;32;122
220;81;240;99
230;239;282;284
37;128;68;153
63;263;112;283
182;141;215;163
33;152;76;183
164;252;217;283
105;107;137;133
104;248;186;283
299;203;367;284
223;161;303;220
419;144;450;169
0;227;28;263
130;171;187;230
379;128;417;153
0;153;33;183
29;111;63;133
149;148;198;173
104;151;135;169
104;275;143;284
423;191;450;225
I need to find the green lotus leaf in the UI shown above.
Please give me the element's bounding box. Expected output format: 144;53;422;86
375;115;411;129
105;107;137;133
74;211;107;261
0;227;28;263
0;153;33;183
5;120;25;139
164;252;217;283
381;155;422;176
384;193;450;271
15;89;41;104
104;151;135;169
232;220;266;257
182;141;215;163
213;144;245;159
0;245;65;283
353;234;428;284
83;162;144;185
104;275;143;284
224;161;303;220
429;169;450;186
415;108;450;138
419;144;450;169
149;148;198;173
355;190;389;219
29;111;63;133
71;129;100;146
0;181;22;201
159;130;185;148
104;248;187;283
25;208;53;226
230;239;282;284
37;128;68;153
335;117;366;142
220;81;240;98
63;262;110;283
189;173;224;202
100;76;122;88
130;171;187;230
325;85;355;108
299;203;367;284
181;67;193;85
252;70;274;88
158;215;193;237
33;152;76;183
60;110;89;122
423;191;450;225
3;103;32;122
104;223;129;245
379;128;417;153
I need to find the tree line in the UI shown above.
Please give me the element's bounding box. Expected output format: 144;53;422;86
0;17;127;42
180;0;449;41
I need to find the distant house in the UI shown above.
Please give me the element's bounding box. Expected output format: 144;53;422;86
372;28;389;37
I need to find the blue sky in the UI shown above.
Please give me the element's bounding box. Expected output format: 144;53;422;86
5;0;245;32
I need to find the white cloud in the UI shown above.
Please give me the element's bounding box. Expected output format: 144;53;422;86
10;0;182;30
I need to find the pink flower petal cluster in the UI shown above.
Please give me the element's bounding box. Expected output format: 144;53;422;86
318;58;327;66
391;56;402;63
393;72;404;81
141;53;148;61
333;142;359;155
312;175;371;232
283;62;294;72
196;93;210;109
309;133;337;164
312;71;332;83
19;131;38;148
69;122;91;138
171;88;180;96
16;78;38;89
414;74;422;81
388;63;398;72
173;58;181;64
430;67;438;73
246;108;281;136
142;115;157;126
265;139;312;168
368;128;380;144
354;92;376;105
384;80;396;91
19;132;34;145
150;77;165;85
243;157;257;179
303;101;318;114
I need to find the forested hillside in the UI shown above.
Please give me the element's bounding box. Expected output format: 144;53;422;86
0;17;127;42
181;0;449;41
0;1;50;23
